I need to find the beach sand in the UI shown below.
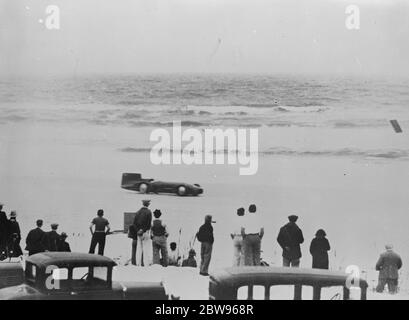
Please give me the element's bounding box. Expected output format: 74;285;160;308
1;120;409;298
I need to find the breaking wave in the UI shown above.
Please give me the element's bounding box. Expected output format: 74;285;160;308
119;146;409;160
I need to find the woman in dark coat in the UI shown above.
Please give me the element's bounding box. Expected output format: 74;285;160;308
8;211;23;257
309;229;331;269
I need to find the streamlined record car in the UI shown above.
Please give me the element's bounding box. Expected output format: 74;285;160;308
121;173;203;196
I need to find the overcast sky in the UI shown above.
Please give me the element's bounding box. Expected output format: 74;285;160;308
1;0;408;76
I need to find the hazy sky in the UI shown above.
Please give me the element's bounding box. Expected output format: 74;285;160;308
1;0;408;76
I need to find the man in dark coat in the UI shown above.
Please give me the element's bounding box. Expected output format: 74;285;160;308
57;232;71;252
151;209;169;267
133;200;153;266
376;244;402;294
128;223;138;265
25;219;47;256
8;211;23;257
196;215;215;276
0;206;9;259
277;215;304;267
45;223;60;252
309;229;330;269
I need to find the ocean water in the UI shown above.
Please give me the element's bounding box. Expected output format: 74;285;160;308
1;73;409;159
2;74;409;285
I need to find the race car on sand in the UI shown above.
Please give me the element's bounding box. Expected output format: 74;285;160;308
121;173;203;196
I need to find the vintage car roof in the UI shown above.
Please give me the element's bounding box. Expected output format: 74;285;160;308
210;266;368;288
26;252;117;269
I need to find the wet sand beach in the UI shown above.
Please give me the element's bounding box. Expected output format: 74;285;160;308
1;119;409;296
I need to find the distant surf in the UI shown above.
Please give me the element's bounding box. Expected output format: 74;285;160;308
119;146;409;161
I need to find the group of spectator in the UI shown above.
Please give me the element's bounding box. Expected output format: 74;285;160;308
26;220;71;255
0;204;22;259
0;202;71;259
87;200;198;269
230;204;331;269
229;204;403;294
1;200;404;294
128;199;198;269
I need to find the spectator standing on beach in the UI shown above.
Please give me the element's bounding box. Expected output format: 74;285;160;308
196;214;215;276
241;204;264;266
89;209;110;256
26;219;46;256
231;207;245;266
128;222;138;265
182;249;197;268
375;244;402;294
134;200;153;266
0;205;9;258
309;229;330;269
8;211;23;257
45;223;60;252
57;232;71;252
151;209;169;267
168;242;181;266
277;215;304;267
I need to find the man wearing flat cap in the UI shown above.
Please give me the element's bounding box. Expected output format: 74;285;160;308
277;215;304;267
133;199;153;266
376;244;402;294
45;223;60;252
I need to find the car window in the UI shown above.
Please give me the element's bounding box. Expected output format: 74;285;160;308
52;268;69;280
237;285;295;300
93;267;108;281
237;285;249;299
320;286;344;300
72;267;89;280
237;285;266;300
25;263;36;282
70;266;109;291
47;267;69;291
269;285;295;300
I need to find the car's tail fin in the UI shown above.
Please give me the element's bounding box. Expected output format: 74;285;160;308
121;173;142;189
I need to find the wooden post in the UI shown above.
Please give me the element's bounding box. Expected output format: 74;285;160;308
312;286;321;300
343;286;350;300
294;284;302;300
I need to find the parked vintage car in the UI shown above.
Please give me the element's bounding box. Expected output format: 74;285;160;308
121;173;203;196
0;258;24;290
0;252;167;300
209;266;369;300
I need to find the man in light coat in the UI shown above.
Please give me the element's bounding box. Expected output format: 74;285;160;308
241;204;264;266
231;207;245;266
133;199;153;266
